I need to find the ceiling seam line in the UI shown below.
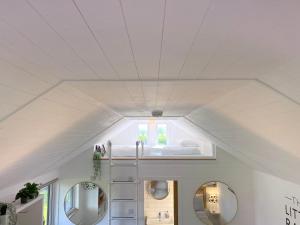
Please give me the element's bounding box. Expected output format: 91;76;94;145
3;78;299;124
157;0;167;81
177;0;214;79
0;50;56;86
0;75;45;97
0;81;63;123
118;0;147;114
0;78;255;123
24;0;103;79
183;116;278;175
42;117;125;173
71;0;120;80
118;0;141;80
197;42;222;76
255;78;300;107
61;78;257;82
155;0;167;109
0;17;82;78
65;82;125;118
160;0;213;113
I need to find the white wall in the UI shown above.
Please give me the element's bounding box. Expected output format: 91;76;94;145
0;170;58;202
253;171;300;225
16;197;44;225
57;146;255;225
144;180;174;220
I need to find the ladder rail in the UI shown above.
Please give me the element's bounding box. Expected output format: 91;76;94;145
108;140;140;225
107;140;112;225
135;141;139;225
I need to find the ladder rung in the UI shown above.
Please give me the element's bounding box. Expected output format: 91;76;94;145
111;217;136;220
110;163;137;167
111;180;137;184
111;199;136;202
108;141;139;225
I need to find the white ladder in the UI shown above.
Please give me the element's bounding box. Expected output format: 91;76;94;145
108;141;140;225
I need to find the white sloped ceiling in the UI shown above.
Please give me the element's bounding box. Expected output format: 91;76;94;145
0;0;300;188
0;83;122;188
187;80;300;183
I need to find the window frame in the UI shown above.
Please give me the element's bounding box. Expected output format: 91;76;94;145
39;179;57;225
41;185;50;225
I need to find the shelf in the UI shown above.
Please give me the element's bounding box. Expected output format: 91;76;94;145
13;195;43;213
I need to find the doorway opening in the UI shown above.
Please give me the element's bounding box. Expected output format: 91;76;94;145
144;180;178;225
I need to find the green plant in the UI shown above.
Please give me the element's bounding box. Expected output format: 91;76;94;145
15;183;39;204
25;183;39;197
91;146;106;180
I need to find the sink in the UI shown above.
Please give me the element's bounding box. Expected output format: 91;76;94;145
146;218;173;225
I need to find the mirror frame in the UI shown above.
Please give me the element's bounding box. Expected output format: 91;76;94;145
147;180;170;200
193;180;238;225
64;181;107;225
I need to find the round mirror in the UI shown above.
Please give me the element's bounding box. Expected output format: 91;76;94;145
193;181;237;225
147;180;169;200
64;182;107;225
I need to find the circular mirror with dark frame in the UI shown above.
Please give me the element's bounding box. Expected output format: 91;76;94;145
64;182;107;225
193;181;238;225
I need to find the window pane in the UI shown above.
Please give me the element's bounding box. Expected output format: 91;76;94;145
138;124;148;144
157;124;167;145
40;186;49;225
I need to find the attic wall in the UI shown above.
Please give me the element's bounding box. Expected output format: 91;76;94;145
187;80;300;184
253;171;300;225
57;147;255;225
0;82;122;190
0;170;58;202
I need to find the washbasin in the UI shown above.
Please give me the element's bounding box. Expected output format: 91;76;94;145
146;218;173;225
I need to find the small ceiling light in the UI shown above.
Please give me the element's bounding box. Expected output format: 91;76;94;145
152;110;163;117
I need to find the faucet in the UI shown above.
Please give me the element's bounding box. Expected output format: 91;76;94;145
158;211;169;220
164;211;170;219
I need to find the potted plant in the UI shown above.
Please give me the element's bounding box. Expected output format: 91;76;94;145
0;204;8;225
15;183;39;204
91;144;106;180
24;183;39;199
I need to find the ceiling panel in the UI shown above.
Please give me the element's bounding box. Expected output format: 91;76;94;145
0;20;67;83
0;0;300;188
69;80;250;116
120;0;165;79
159;0;211;78
0;84;121;188
187;80;300;183
179;0;300;78
72;0;138;79
0;59;51;95
26;0;121;79
0;0;98;78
